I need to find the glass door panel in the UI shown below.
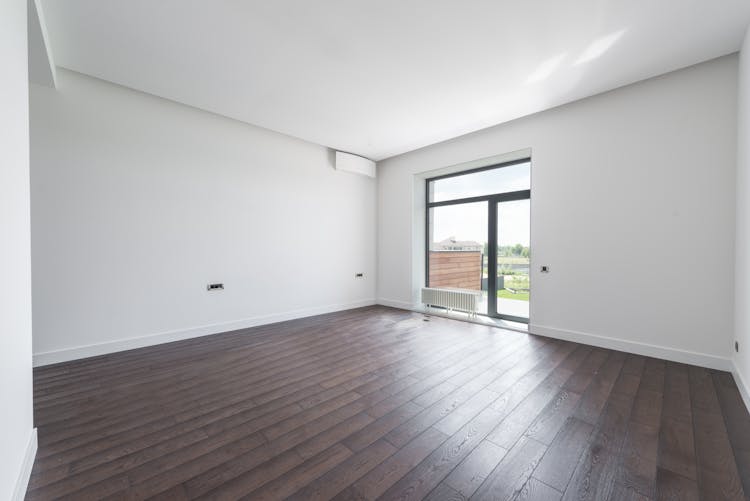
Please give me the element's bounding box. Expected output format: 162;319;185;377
495;199;530;320
428;201;488;315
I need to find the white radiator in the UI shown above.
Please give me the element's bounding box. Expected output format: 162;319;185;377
421;287;480;317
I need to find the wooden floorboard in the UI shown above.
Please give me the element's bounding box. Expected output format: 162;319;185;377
26;305;750;500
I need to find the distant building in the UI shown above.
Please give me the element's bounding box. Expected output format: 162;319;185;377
431;236;482;252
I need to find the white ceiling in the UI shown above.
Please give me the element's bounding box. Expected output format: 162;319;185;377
40;0;750;161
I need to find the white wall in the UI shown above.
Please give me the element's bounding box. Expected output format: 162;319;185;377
0;0;36;498
378;55;738;369
735;27;750;402
30;69;376;364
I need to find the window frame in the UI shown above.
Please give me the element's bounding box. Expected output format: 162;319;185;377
425;158;531;323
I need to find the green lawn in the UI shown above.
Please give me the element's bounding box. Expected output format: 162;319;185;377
497;289;529;301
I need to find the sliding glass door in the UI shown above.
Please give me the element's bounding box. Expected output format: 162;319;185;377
426;159;531;322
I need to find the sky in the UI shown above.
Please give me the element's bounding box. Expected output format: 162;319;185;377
430;164;530;247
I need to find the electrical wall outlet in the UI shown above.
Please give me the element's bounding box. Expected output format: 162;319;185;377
540;265;550;273
355;273;365;279
207;283;224;291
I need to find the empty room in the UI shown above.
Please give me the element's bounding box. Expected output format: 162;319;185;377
5;1;750;500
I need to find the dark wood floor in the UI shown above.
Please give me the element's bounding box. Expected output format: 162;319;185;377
27;306;750;500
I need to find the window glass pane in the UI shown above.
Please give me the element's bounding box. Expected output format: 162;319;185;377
496;199;530;319
429;161;530;203
428;202;488;314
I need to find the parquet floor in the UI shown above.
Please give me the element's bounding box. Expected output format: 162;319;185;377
27;306;750;500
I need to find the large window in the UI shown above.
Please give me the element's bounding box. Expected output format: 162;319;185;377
426;159;531;322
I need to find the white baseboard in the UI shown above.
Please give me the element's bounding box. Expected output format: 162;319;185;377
12;428;37;501
376;298;418;311
732;361;750;414
530;323;732;371
33;299;376;367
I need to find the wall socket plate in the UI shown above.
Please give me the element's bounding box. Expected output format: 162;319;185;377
207;283;224;291
355;273;365;279
540;265;550;273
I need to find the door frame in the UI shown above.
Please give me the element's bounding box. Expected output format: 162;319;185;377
425;159;531;323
